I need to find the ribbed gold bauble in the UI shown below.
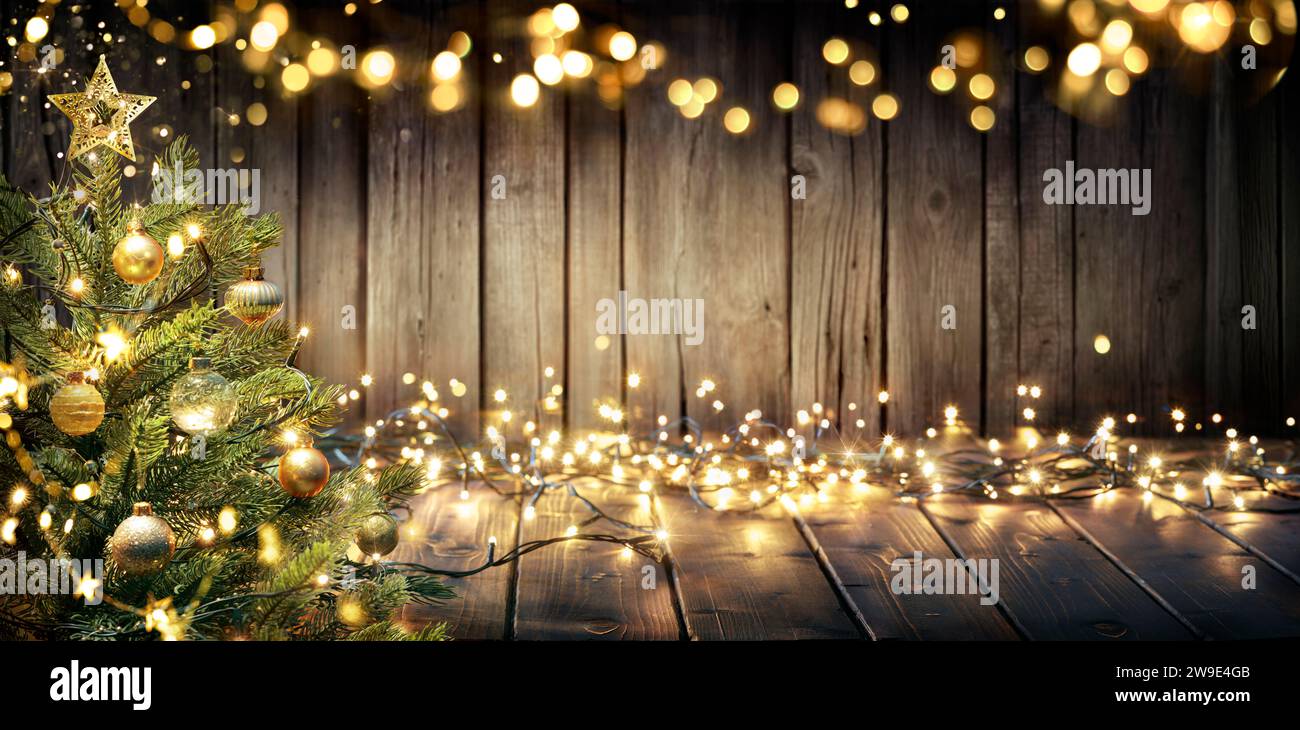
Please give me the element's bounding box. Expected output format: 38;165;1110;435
109;502;176;576
112;221;164;285
50;372;105;436
278;445;330;498
355;512;399;558
225;265;284;326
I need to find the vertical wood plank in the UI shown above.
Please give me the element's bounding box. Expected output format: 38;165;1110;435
1074;67;1206;432
215;35;299;325
680;1;788;429
365;0;481;435
1280;72;1300;423
1205;63;1280;432
513;480;679;640
621;8;685;432
125;12;216;182
789;2;884;438
482;0;565;428
295;6;369;427
394;485;518;640
983;0;1020;435
566;75;623;432
624;0;789;432
885;0;984;434
1014;49;1075;432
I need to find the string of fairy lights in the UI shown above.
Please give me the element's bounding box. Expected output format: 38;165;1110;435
4;1;1293;149
297;369;1300;594
2;2;1299;638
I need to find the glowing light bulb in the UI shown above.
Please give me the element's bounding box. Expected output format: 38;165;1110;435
511;74;540;107
609;31;637;61
1067;43;1102;76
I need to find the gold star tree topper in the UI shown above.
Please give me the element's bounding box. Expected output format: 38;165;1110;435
50;56;156;162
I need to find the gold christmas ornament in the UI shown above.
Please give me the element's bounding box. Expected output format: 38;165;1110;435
49;372;105;436
49;56;156;162
109;502;176;576
278;445;330;498
225;266;284;325
169;357;239;436
355;512;399;558
112;220;165;285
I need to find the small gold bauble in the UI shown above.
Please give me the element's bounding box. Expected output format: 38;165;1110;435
225;265;284;326
278;445;330;498
112;221;164;285
109;502;176;576
355;512;399;558
50;372;105;436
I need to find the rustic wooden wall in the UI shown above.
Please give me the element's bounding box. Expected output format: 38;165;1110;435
3;0;1298;437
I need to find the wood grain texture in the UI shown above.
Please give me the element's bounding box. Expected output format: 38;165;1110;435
514;479;679;640
1073;67;1206;432
1281;72;1300;421
566;67;623;432
655;490;860;640
125;10;216;178
789;2;884;440
482;0;566;429
625;0;790;434
799;485;1019;640
1201;506;1300;583
621;6;685;432
1011;15;1075;430
982;0;1020;435
921;494;1195;640
366;0;482;434
294;7;369;428
1205;63;1281;432
215;34;299;325
394;485;518;640
885;0;984;434
5;2;1299;437
1053;489;1300;639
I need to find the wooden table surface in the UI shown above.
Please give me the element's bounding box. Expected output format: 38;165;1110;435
392;439;1300;641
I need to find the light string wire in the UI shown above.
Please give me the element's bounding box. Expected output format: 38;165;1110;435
311;388;1300;589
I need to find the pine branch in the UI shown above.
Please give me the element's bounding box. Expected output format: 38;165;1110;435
251;539;339;640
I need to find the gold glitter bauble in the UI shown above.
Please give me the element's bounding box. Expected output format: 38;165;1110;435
112;221;164;285
225;265;284;325
278;446;330;498
50;372;105;436
355;512;399;558
109;502;176;576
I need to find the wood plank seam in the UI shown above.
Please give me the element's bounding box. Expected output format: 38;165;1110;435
1179;506;1300;588
1044;501;1208;640
651;493;697;641
915;500;1033;640
506;491;525;641
788;510;875;640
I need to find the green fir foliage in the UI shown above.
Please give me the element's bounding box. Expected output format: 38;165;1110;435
0;139;450;641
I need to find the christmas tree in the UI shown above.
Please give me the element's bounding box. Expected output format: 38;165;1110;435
0;60;452;641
